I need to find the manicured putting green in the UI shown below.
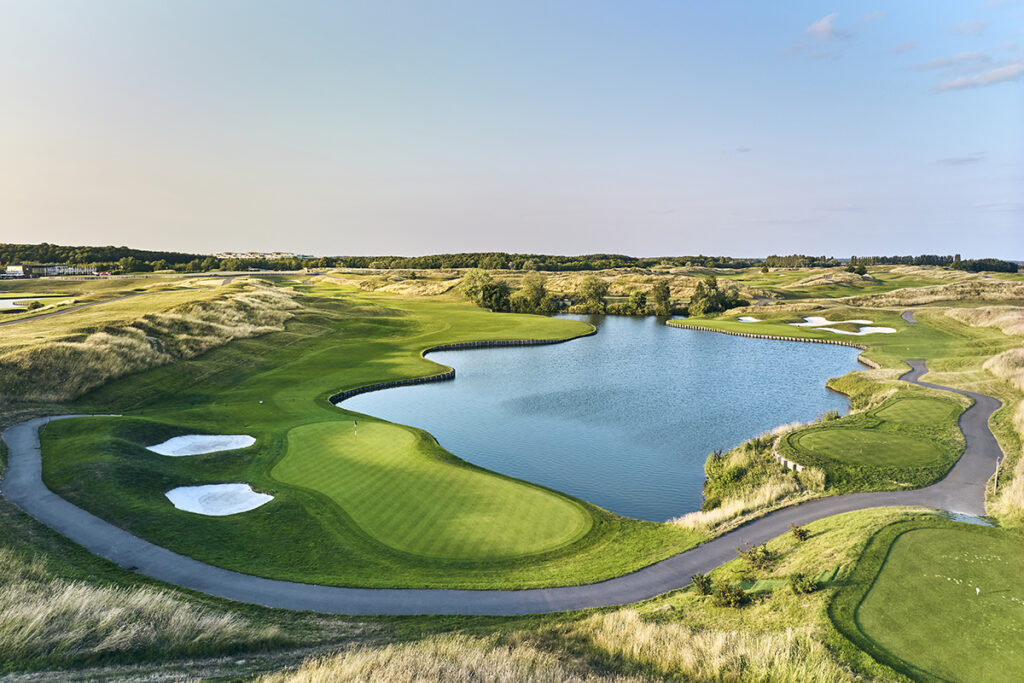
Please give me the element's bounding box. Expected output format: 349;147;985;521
791;428;941;466
856;527;1024;682
874;397;957;425
273;420;592;560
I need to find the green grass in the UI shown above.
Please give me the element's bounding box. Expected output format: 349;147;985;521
831;519;1024;682
874;397;959;425
38;285;701;589
792;428;942;467
274;420;591;559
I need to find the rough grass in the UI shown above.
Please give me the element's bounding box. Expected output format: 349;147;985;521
946;305;1024;337
0;546;285;667
839;279;1024;307
0;280;300;402
256;633;636;683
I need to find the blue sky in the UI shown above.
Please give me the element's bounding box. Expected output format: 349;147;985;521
1;1;1021;257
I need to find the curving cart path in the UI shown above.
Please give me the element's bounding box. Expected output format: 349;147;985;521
0;362;1002;615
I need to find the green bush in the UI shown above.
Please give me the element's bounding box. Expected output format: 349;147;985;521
711;581;746;607
736;541;774;571
788;573;819;594
789;523;811;542
691;573;713;595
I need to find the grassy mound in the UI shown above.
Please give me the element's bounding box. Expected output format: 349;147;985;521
873;397;959;425
831;520;1024;682
274;421;591;559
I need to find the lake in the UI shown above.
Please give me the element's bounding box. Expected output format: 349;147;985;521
342;315;861;521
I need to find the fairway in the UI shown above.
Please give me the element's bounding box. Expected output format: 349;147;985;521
856;526;1024;682
274;420;591;559
874;397;958;425
791;428;942;467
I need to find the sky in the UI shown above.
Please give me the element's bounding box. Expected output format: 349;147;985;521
1;1;1021;258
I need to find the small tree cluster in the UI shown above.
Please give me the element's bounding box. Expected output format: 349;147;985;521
789;523;811;542
510;272;558;314
691;573;713;595
687;275;743;316
736;541;774;571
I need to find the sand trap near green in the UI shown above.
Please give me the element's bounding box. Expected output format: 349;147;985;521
856;526;1024;682
273;421;592;560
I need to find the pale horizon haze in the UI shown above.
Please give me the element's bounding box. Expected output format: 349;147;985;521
1;1;1022;258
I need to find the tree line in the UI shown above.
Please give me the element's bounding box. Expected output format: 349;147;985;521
3;243;1016;275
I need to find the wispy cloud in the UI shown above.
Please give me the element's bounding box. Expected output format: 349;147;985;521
934;153;986;165
935;60;1024;90
951;19;989;36
911;50;992;74
863;10;886;22
888;41;917;54
736;147;751;153
805;13;845;41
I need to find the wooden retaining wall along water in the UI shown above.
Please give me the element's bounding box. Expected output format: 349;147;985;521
665;322;882;369
329;328;598;405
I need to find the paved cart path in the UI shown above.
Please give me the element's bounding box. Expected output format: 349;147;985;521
0;362;1001;615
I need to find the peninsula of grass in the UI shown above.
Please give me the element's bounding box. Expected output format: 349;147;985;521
830;518;1024;682
38;284;701;589
777;394;966;491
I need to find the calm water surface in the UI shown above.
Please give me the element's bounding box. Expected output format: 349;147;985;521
343;315;860;521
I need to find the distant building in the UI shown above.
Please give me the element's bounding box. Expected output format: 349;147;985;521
4;263;96;278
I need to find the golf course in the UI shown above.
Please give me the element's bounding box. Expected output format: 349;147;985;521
1;265;1022;681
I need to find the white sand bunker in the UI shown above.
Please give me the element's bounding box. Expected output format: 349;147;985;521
165;483;273;516
737;316;761;323
788;316;896;335
147;434;255;456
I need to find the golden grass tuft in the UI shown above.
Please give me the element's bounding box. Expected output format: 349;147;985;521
669;477;802;532
0;547;283;663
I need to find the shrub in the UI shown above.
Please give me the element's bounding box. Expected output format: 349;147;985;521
26;301;43;311
700;496;721;511
789;523;811;542
691;573;713;595
788;573;819;594
711;581;746;608
736;541;774;571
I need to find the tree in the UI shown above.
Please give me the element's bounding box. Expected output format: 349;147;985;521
651;280;672;316
478;281;512;312
688;275;742;316
577;275;609;312
460;269;492;301
626;290;648;315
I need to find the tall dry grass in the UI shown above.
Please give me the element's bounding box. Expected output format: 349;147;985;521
574;610;854;683
669;477;802;532
258;610;854;683
946;306;1024;337
840;279;1024;307
0;280;301;402
0;547;283;663
256;633;635;683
